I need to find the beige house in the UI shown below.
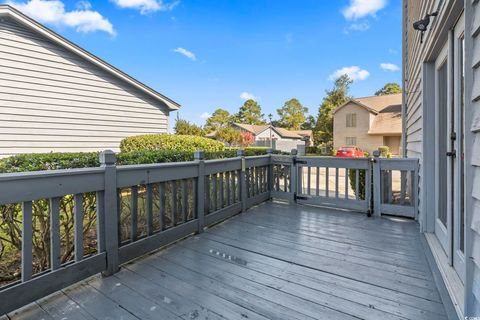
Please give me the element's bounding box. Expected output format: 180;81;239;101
0;5;179;157
333;94;402;155
207;123;313;152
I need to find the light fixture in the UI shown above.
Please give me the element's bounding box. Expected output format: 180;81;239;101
413;12;438;43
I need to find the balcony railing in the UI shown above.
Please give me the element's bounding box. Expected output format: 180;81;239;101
0;149;419;315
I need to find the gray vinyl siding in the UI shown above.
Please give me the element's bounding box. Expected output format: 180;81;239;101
469;0;480;313
404;0;437;225
405;0;480;315
0;17;170;157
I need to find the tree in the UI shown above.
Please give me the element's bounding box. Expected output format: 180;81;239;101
240;131;255;146
205;108;232;132
174;118;205;136
314;74;353;145
276;98;308;130
301;115;316;130
375;83;402;96
235;99;266;125
215;127;241;146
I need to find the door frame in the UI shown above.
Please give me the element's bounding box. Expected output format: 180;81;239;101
451;13;466;282
434;41;451;253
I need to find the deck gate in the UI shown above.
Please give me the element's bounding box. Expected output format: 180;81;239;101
270;152;419;218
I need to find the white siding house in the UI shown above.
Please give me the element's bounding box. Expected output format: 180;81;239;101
404;0;479;317
0;5;179;157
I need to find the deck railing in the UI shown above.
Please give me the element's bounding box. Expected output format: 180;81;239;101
0;149;419;315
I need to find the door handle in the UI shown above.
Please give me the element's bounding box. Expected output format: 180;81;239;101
446;151;456;158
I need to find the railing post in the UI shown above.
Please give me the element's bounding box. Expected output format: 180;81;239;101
237;149;247;212
372;150;381;217
266;149;273;199
195;151;205;233
100;150;119;276
291;149;298;204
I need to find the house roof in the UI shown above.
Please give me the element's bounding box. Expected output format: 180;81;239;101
0;5;180;111
368;104;402;135
232;123;271;135
207;123;313;140
333;93;402;115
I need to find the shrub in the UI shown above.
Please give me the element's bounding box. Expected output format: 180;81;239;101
120;134;225;153
349;169;367;200
0;152;99;173
378;146;390;157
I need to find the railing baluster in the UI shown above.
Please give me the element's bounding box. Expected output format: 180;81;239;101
283;165;288;192
171;181;177;225
225;171;231;205
316;167;320;196
276;165;280;191
205;175;210;214
219;172;224;209
182;179;188;222
245;169;250;197
256;167;260;195
325;167;329;197
117;190;122;246
22;201;33;282
345;168;348;200
307;166;311;195
212;173;218;210
146;184;153;235
335;168;339;198
195;151;205;232
231;171;236;203
74;193;84;262
159;182;165;231
50;197;61;270
130;186;138;241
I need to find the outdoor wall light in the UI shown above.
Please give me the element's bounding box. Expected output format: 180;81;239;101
413;12;438;43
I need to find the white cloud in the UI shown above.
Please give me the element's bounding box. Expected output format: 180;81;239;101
7;0;115;35
200;112;211;119
111;0;179;14
343;22;370;34
342;0;387;20
329;66;370;81
380;63;400;72
173;47;196;60
240;92;257;101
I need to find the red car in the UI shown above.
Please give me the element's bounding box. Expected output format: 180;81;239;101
336;146;365;158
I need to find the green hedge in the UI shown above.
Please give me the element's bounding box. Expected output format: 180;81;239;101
120;134;225;153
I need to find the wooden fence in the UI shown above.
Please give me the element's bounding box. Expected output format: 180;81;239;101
0;149;418;314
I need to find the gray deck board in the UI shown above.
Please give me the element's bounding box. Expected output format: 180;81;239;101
5;202;448;320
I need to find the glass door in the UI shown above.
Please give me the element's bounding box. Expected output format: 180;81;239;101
452;13;465;282
434;43;450;254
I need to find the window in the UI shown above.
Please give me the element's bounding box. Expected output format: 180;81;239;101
345;137;356;145
346;113;357;127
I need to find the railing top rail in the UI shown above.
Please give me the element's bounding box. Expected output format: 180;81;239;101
204;157;242;165
116;160;199;172
0;167;105;181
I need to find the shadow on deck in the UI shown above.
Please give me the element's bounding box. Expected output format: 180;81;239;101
7;202;447;320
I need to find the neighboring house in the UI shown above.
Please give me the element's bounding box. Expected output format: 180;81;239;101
333;93;402;155
207;123;313;152
0;5;179;158
404;1;479;317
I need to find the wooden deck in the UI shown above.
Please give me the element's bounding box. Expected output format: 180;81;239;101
6;202;447;320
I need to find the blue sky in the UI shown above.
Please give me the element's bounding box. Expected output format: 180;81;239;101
6;0;402;127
